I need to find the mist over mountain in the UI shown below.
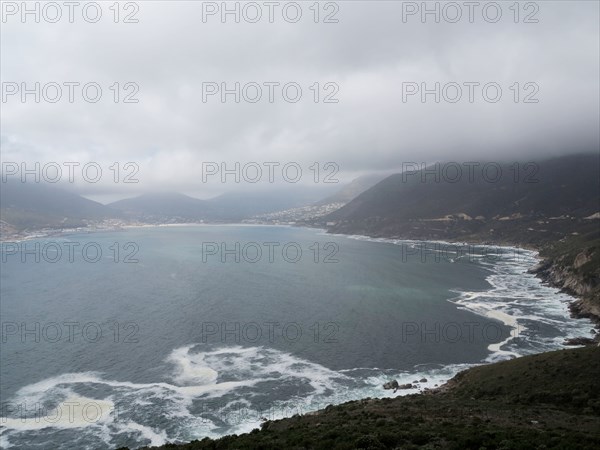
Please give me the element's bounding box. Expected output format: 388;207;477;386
2;154;598;237
0;181;116;230
328;154;599;221
205;186;332;220
107;185;338;222
108;192;213;222
315;173;390;206
0;181;342;232
325;153;600;244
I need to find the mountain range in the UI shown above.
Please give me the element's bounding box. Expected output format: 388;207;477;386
0;180;113;230
1;154;598;240
0;175;375;233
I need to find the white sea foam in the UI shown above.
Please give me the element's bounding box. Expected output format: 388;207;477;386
0;434;11;449
0;394;115;431
1;343;471;448
168;345;219;385
0;345;351;448
334;233;595;360
114;422;168;447
451;248;594;360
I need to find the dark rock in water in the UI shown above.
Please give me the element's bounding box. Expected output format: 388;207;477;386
383;380;399;390
419;378;428;383
564;337;597;346
398;383;413;390
412;380;418;383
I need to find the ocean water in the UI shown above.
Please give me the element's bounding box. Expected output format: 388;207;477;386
0;225;593;449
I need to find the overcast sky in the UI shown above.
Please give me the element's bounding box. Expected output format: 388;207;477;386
1;1;598;201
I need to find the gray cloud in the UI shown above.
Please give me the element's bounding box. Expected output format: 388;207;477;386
1;1;598;199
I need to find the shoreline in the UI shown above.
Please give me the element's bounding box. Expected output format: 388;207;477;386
327;230;598;343
0;222;298;243
324;228;600;337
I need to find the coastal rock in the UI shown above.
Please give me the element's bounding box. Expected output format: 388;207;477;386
531;250;600;328
419;378;428;383
574;249;594;269
569;297;600;325
383;380;399;390
564;337;597;346
584;212;600;220
527;260;551;274
398;383;413;390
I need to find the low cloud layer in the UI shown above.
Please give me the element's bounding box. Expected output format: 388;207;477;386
1;1;598;199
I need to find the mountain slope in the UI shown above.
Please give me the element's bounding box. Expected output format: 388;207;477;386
327;154;599;224
315;173;390;206
0;181;115;230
